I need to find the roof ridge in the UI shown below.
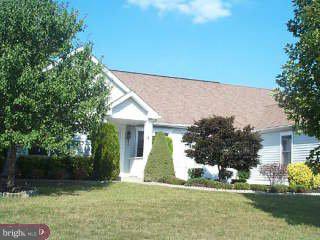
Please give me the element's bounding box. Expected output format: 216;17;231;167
110;69;272;91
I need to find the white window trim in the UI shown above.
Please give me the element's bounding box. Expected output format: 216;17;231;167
135;127;144;158
280;131;293;165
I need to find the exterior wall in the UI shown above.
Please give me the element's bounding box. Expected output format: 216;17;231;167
248;130;319;184
153;126;234;181
153;126;319;183
292;133;319;163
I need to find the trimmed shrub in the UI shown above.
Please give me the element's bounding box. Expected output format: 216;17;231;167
0;150;6;174
234;182;250;190
188;168;204;179
231;179;246;184
237;170;250;183
47;156;71;179
312;174;320;190
17;155;93;180
91;123;120;180
289;184;307;193
159;176;186;185
185;178;233;189
17;155;50;178
144;132;175;182
270;184;289;193
250;184;269;192
185;178;209;187
71;156;94;180
287;163;313;189
166;137;173;156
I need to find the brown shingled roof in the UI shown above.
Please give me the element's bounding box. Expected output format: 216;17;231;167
111;70;291;130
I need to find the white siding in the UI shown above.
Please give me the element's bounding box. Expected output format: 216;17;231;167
248;132;281;184
292;134;319;163
248;131;320;184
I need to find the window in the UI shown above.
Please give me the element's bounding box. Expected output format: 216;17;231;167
281;135;292;166
136;131;144;157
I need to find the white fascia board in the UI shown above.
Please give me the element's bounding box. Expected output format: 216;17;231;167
154;122;190;129
91;56;130;94
256;125;293;134
91;55;160;120
110;92;160;120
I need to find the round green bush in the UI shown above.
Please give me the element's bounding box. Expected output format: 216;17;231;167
270;184;289;193
237;170;250;183
289;184;307;193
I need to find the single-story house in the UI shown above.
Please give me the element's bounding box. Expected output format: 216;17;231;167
97;57;319;184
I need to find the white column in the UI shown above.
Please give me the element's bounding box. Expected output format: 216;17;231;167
142;119;153;179
118;124;127;178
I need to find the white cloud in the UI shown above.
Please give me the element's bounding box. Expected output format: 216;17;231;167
127;0;232;23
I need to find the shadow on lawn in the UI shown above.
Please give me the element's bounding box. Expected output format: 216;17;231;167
244;194;320;228
14;179;113;196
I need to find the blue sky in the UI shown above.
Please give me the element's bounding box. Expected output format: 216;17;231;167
68;0;293;89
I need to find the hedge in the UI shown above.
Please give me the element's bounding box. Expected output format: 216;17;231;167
188;168;204;179
91;123;120;180
144;132;175;182
17;155;93;180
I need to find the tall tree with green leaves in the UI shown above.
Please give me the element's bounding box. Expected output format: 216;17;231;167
275;0;320;165
0;0;109;190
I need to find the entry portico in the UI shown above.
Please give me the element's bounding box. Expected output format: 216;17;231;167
105;66;160;181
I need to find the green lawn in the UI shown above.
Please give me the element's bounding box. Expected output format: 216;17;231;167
1;182;319;240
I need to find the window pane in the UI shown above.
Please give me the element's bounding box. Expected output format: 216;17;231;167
281;135;292;165
137;131;144;157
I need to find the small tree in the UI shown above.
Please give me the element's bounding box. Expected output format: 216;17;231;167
91;123;120;180
0;0;109;190
182;116;262;182
259;164;287;186
144;132;175;182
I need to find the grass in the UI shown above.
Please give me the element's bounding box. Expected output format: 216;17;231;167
0;182;319;240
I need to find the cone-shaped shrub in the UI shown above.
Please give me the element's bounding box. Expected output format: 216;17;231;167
91;123;120;180
144;132;175;182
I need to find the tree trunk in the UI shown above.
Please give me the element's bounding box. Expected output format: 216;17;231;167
217;165;222;182
6;144;16;191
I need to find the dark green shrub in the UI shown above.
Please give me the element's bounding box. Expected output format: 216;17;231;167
250;184;269;192
159;176;186;185
188;168;204;179
0;150;6;174
234;182;250;190
185;178;209;187
91;123;120;180
237;170;250;183
17;155;50;178
17;155;93;180
71;156;94;180
231;179;246;184
47;156;71;179
270;184;289;193
144;132;175;182
289;184;307;193
185;178;233;189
